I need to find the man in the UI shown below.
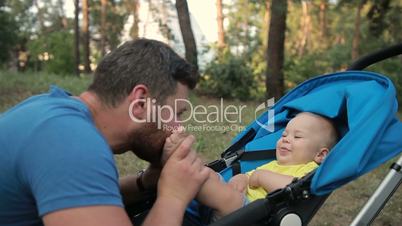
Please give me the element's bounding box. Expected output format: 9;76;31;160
0;39;209;226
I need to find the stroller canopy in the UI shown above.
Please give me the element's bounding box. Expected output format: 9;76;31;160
234;71;402;195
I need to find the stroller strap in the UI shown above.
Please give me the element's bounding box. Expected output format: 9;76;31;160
207;148;276;174
221;129;256;158
207;128;258;172
231;150;276;175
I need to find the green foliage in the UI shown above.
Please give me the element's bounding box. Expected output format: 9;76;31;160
1;0;402;103
284;0;402;100
4;0;34;35
197;0;266;101
27;31;75;75
199;49;257;101
198;0;402;103
226;0;265;59
285;43;352;88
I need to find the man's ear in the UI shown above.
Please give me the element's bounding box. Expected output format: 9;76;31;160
314;148;329;164
127;85;149;121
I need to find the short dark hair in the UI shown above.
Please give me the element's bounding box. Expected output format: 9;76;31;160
88;39;198;106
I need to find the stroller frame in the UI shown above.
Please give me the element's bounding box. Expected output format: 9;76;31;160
208;43;402;226
350;155;402;226
348;43;402;225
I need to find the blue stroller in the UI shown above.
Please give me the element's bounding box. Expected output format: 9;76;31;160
128;44;402;226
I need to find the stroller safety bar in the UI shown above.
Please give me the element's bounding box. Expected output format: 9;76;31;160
209;172;316;226
351;155;402;226
206;149;244;172
347;43;402;70
206;128;256;172
209;199;272;226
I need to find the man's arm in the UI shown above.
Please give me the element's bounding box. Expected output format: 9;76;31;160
43;206;133;226
119;130;189;206
43;198;188;226
43;136;208;226
249;170;294;192
119;130;189;205
143;135;209;226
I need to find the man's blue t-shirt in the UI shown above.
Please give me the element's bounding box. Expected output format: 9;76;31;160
0;86;123;226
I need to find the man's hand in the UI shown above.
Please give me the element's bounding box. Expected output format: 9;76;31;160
142;127;188;191
119;129;202;207
228;174;249;193
142;135;209;226
158;135;209;205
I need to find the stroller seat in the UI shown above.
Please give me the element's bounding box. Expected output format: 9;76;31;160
197;70;402;226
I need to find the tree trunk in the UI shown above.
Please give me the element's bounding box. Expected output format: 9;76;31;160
216;0;225;49
298;0;311;57
130;0;140;40
56;0;68;29
266;0;287;100
263;0;271;48
160;1;173;43
175;0;198;70
82;0;91;73
74;0;80;76
352;0;367;61
100;0;107;56
319;0;328;40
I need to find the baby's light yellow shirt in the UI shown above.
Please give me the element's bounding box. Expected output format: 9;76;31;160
246;161;318;202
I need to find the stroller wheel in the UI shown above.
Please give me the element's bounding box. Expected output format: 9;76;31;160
279;212;302;226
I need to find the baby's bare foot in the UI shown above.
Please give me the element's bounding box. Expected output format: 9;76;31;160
162;127;188;164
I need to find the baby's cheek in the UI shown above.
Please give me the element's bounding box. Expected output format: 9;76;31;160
276;139;282;147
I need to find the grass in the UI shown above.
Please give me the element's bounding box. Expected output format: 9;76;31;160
1;71;401;225
0;71;92;112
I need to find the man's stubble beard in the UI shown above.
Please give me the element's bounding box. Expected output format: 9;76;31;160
128;122;170;164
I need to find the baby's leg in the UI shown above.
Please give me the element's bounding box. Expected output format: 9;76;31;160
197;169;245;217
228;174;249;193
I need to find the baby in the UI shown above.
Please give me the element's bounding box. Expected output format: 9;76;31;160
163;112;338;219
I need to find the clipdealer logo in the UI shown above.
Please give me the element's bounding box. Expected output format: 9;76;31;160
128;97;275;132
254;97;275;132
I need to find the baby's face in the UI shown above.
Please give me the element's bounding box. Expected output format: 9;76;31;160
276;113;326;165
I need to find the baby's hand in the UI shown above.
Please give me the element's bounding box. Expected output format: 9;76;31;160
248;171;260;188
228;174;249;193
161;127;188;165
